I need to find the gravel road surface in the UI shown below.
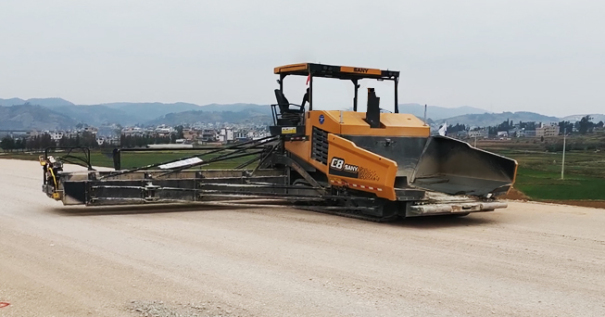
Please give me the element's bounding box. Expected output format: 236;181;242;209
1;159;604;316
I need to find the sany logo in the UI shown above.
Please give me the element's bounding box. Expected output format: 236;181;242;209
0;302;10;308
330;158;345;169
353;68;369;73
343;164;359;173
330;158;358;173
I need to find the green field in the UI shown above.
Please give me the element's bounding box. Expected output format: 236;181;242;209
513;166;605;200
116;151;258;169
487;150;605;201
0;149;256;170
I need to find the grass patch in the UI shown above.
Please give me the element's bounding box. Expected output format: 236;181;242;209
0;149;256;170
497;151;605;178
514;167;605;200
486;149;605;201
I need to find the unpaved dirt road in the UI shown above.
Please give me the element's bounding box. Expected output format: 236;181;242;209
1;159;605;317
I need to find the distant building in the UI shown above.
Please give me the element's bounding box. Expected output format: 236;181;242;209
97;126;120;137
49;132;65;141
183;129;199;140
219;128;234;143
235;130;249;139
536;124;559;137
76;127;98;136
0;130;28;139
468;128;488;138
106;138;120;146
154;125;174;137
122;127;148;136
200;129;218;142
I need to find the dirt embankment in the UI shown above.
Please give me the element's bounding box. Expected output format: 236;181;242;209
505;187;605;209
502;188;530;201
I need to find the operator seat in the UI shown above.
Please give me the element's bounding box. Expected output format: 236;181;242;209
274;89;304;125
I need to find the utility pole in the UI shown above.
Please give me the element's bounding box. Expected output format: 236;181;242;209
561;127;566;180
423;104;428;126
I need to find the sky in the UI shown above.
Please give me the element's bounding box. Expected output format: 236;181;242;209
1;0;604;117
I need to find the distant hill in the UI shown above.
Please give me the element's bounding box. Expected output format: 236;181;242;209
76;103;271;124
0;99;273;129
26;98;75;107
2;97;603;130
199;103;272;114
399;103;488;120
146;109;272;126
561;114;605;123
0;104;77;130
437;111;560;127
0;98;26;106
99;102;202;122
52;105;138;126
0;97;74;108
46;102;204;126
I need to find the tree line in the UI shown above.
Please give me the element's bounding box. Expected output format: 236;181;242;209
448;115;604;137
1;127;186;152
1;134;58;152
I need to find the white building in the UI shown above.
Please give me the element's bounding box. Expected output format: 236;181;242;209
219;128;234;143
49;132;65;141
468;128;488;138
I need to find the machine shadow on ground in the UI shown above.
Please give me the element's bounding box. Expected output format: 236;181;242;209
388;214;497;228
49;201;499;229
49;203;249;217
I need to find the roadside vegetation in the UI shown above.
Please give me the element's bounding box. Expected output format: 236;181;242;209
479;134;605;204
0;149;257;170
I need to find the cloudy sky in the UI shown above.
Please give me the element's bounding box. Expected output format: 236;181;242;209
1;0;603;116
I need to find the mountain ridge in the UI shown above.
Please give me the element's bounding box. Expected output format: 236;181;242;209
561;114;605;123
1;97;603;130
0;104;77;130
436;111;561;127
0;97;74;107
399;103;489;120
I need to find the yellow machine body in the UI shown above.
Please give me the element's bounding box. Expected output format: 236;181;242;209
285;110;430;201
273;63;518;206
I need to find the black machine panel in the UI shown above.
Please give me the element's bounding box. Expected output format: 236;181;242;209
341;135;428;180
311;127;329;165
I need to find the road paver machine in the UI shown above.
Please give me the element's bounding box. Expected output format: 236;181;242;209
40;63;518;221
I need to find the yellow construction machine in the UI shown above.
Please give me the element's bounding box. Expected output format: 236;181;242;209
39;63;517;221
